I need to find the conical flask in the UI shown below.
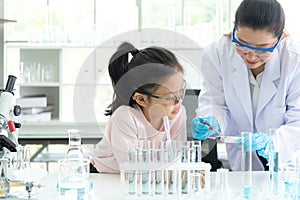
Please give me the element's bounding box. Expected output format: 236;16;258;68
65;129;84;159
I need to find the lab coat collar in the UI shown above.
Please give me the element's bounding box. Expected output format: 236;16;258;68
231;53;253;127
256;50;280;117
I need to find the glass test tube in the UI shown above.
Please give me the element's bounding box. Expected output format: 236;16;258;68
241;132;252;199
190;140;203;196
138;140;150;195
268;128;279;196
154;141;164;195
191;141;201;163
190;172;201;196
161;141;174;195
180;141;190;194
127;141;137;195
148;141;155;195
167;141;177;195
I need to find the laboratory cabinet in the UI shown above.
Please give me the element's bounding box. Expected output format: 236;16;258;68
5;44;111;136
5;45;108;120
6;47;61;120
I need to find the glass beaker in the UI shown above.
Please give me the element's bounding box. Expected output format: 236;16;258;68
66;129;84;159
57;158;91;200
41;63;55;82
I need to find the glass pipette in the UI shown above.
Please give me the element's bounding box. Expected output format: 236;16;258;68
163;116;174;160
202;121;239;143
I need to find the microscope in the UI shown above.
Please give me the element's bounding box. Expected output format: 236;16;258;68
0;75;21;198
0;75;21;153
0;75;46;199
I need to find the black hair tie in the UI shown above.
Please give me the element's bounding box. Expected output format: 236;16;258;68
130;49;139;56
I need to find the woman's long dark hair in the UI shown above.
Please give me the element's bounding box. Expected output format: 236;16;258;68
234;0;285;37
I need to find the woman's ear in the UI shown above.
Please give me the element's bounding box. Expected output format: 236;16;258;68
133;93;148;107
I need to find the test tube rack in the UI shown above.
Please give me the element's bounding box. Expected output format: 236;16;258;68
120;160;211;199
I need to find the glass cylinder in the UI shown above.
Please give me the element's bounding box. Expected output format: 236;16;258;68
41;63;55;82
268;128;279;197
216;168;231;199
65;129;84;159
20;62;31;83
283;152;300;199
241;131;252;199
29;62;41;83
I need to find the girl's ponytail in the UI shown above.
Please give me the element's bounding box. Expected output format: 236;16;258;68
106;42;138;115
108;42;137;86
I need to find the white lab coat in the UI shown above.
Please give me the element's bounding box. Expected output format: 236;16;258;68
197;35;300;171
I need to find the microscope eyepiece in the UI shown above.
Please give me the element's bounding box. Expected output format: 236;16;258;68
5;75;17;93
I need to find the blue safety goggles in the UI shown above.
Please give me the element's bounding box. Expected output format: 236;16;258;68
232;28;282;53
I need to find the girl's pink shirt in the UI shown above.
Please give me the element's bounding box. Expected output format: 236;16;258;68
91;105;187;174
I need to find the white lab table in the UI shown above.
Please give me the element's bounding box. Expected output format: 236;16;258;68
8;171;283;200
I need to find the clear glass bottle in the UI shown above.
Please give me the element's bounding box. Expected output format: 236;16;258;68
65;129;84;159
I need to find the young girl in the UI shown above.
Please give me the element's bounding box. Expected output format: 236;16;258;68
92;42;187;173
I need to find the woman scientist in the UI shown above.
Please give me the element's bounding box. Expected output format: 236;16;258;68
192;0;300;171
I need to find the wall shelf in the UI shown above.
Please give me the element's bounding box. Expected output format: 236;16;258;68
0;18;16;23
